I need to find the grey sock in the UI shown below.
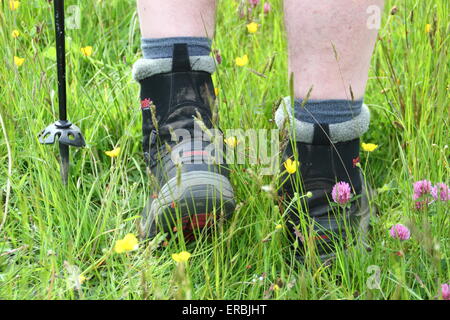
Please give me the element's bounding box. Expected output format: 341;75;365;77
133;37;215;81
294;99;363;124
275;97;370;144
141;37;211;59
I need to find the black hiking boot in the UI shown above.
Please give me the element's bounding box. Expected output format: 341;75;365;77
135;44;235;239
281;132;372;261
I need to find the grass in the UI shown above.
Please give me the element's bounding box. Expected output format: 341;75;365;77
0;0;449;300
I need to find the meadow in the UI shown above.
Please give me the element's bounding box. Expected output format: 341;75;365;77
0;0;448;299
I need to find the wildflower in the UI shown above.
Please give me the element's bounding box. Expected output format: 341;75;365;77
425;24;432;33
248;0;260;7
172;251;191;263
331;181;352;205
389;224;410;241
80;46;93;57
140;98;152;109
214;87;219;96
390;6;398;15
275;224;282;230
352;156;360;168
79;275;87;284
284;158;299;174
246;22;258;34
442;283;450;300
273;284;280;291
114;234;139;253
264;2;271;14
361;142;378;152
224;136;238;148
395;250;404;257
431;183;450;201
14;56;25;67
235;54;249;67
9;1;20;10
11;30;20;38
413;179;432;199
105;147;120;158
213;49;222;64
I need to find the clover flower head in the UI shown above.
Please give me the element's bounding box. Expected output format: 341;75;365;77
413;179;432;199
442;283;450;300
248;0;260;7
431;183;449;201
331;181;352;205
389;224;410;241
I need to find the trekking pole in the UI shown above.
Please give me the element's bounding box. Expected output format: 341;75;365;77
38;0;85;185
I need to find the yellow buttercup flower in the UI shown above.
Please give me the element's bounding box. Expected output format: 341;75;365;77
9;1;20;11
78;275;87;284
224;136;238;148
235;54;249;67
172;251;191;263
273;284;280;291
114;233;139;253
105;147;120;158
14;56;25;67
425;24;431;33
12;30;20;38
246;22;258;34
284;158;299;174
275;224;282;230
80;46;93;57
361;143;378;152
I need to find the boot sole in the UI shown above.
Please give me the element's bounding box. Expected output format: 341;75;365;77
140;171;235;239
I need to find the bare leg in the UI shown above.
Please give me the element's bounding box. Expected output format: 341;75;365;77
137;0;216;39
284;0;384;100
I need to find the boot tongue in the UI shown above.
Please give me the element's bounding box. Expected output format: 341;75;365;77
140;43;215;164
171;44;192;72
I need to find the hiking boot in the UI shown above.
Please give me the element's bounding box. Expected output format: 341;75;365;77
133;44;235;239
276;97;373;260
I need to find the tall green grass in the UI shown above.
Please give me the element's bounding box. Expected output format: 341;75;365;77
0;0;448;299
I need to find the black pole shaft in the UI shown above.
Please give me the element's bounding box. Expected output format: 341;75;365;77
54;0;67;121
59;143;69;185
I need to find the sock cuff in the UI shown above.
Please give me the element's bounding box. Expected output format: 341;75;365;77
141;37;211;59
275;96;370;144
294;99;363;124
132;56;216;81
